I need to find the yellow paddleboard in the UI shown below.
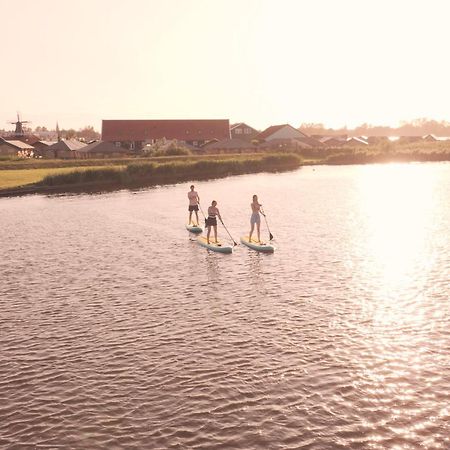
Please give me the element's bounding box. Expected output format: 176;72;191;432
240;236;275;253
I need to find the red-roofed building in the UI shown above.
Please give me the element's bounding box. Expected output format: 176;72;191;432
102;119;230;151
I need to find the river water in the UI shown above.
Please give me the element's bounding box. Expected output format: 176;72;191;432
1;163;449;449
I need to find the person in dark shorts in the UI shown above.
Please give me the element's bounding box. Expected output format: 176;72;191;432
206;200;222;244
187;185;200;225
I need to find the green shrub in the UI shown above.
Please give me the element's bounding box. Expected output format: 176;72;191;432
37;153;303;188
126;162;156;177
40;168;122;186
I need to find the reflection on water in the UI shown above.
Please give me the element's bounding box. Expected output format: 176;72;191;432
0;163;449;449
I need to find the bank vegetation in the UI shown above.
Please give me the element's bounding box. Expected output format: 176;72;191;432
37;154;301;189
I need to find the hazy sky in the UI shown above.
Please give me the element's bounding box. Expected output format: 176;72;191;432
2;0;450;132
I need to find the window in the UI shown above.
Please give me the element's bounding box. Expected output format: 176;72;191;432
115;141;121;147
234;128;242;134
244;128;252;134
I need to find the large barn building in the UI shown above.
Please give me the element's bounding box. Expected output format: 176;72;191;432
101;119;230;150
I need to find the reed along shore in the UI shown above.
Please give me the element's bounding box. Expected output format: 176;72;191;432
1;154;302;196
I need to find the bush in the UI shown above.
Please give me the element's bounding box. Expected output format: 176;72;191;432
40;168;123;186
126;162;156;177
141;140;192;157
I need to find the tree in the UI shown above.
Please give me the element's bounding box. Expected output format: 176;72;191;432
77;125;100;141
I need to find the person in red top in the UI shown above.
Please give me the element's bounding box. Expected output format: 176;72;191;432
187;185;200;225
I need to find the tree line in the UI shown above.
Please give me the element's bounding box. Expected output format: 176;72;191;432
299;118;450;137
0;125;100;141
33;125;100;141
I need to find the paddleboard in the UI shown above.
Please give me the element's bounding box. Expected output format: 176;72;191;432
240;236;275;253
186;223;203;234
197;236;233;253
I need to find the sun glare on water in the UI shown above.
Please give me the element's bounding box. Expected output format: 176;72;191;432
349;163;448;445
359;163;437;310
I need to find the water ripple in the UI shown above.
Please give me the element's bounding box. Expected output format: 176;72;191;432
1;164;449;448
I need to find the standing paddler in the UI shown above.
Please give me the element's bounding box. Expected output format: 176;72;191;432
206;200;222;245
187;185;200;225
249;194;263;243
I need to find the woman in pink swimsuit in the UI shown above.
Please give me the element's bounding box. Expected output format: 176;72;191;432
249;194;262;243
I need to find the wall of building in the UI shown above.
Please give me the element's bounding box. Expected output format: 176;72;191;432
0;144;17;155
231;125;258;142
265;126;305;141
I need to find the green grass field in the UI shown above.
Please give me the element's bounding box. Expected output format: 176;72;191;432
0;153;299;191
0;166;124;190
0;154;262;171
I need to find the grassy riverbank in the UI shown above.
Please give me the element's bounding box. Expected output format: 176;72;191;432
0;154;302;195
1;142;449;196
0;153;261;171
0;166;121;190
39;154;302;187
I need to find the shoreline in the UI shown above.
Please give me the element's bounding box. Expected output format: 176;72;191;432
0;154;302;198
1;154;449;198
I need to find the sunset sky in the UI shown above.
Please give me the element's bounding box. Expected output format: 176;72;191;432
2;0;450;132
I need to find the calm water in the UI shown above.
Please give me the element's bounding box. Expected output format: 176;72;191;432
1;163;449;449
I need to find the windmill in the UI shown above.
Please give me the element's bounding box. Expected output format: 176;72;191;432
8;113;31;137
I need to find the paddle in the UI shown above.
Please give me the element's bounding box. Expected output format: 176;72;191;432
261;208;274;241
198;202;207;228
219;217;238;246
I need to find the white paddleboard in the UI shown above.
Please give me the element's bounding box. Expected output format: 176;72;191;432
240;236;275;253
197;236;233;253
186;223;203;234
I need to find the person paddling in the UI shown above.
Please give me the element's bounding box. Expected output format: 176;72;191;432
187;185;200;225
206;200;222;245
249;194;263;243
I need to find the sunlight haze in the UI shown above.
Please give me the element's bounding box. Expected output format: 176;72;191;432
2;0;450;131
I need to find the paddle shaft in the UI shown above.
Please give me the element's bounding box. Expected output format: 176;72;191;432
261;209;274;240
219;218;238;246
198;202;206;219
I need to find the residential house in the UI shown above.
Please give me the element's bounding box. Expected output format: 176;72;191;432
32;140;58;158
0;138;34;156
101;119;230;151
295;136;323;148
74;141;131;159
320;137;346;147
201;138;256;154
253;124;326;152
46;139;87;159
346;137;369;146
1;133;40;146
422;134;438;142
256;124;308;143
230;123;259;142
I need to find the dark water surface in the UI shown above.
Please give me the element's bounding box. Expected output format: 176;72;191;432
1;163;449;449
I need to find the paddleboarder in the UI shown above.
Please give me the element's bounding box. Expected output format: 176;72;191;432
249;194;262;243
206;200;222;245
188;185;200;225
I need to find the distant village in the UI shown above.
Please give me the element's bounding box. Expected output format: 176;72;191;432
1;115;448;159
